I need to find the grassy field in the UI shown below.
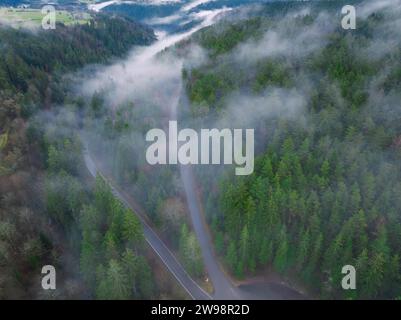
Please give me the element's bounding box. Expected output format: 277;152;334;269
0;8;92;27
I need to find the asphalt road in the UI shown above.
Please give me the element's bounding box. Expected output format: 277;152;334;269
180;164;240;299
181;163;306;299
80;11;305;298
83;147;212;300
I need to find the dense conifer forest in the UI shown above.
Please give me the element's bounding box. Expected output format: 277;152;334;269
182;1;401;299
1;0;401;300
0;14;159;299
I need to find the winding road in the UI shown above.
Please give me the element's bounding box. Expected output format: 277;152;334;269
81;3;305;299
83;146;304;300
180;165;239;299
83;147;212;300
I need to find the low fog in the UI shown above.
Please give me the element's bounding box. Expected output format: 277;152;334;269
68;0;401;201
24;0;401;300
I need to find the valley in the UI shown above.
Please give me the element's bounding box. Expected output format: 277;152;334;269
1;0;401;301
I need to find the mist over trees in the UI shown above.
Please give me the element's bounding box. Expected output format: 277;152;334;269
180;0;401;299
0;14;158;299
2;0;401;300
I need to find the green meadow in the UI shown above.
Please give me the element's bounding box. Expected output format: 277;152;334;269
0;8;91;27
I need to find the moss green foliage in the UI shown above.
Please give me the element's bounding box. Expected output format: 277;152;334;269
0;15;154;108
179;224;203;277
0;8;91;27
82;176;154;299
188;2;401;299
194;18;265;57
0;15;155;299
184;17;293;114
43;132;154;299
83;83;206;279
186;57;292;114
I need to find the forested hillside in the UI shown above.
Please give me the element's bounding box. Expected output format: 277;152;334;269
80;60;206;282
182;1;401;299
2;0;400;301
0;15;158;299
0;14;154;106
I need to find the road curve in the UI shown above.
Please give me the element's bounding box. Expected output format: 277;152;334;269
180;164;306;300
176;90;306;300
83;147;212;300
180;165;240;299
